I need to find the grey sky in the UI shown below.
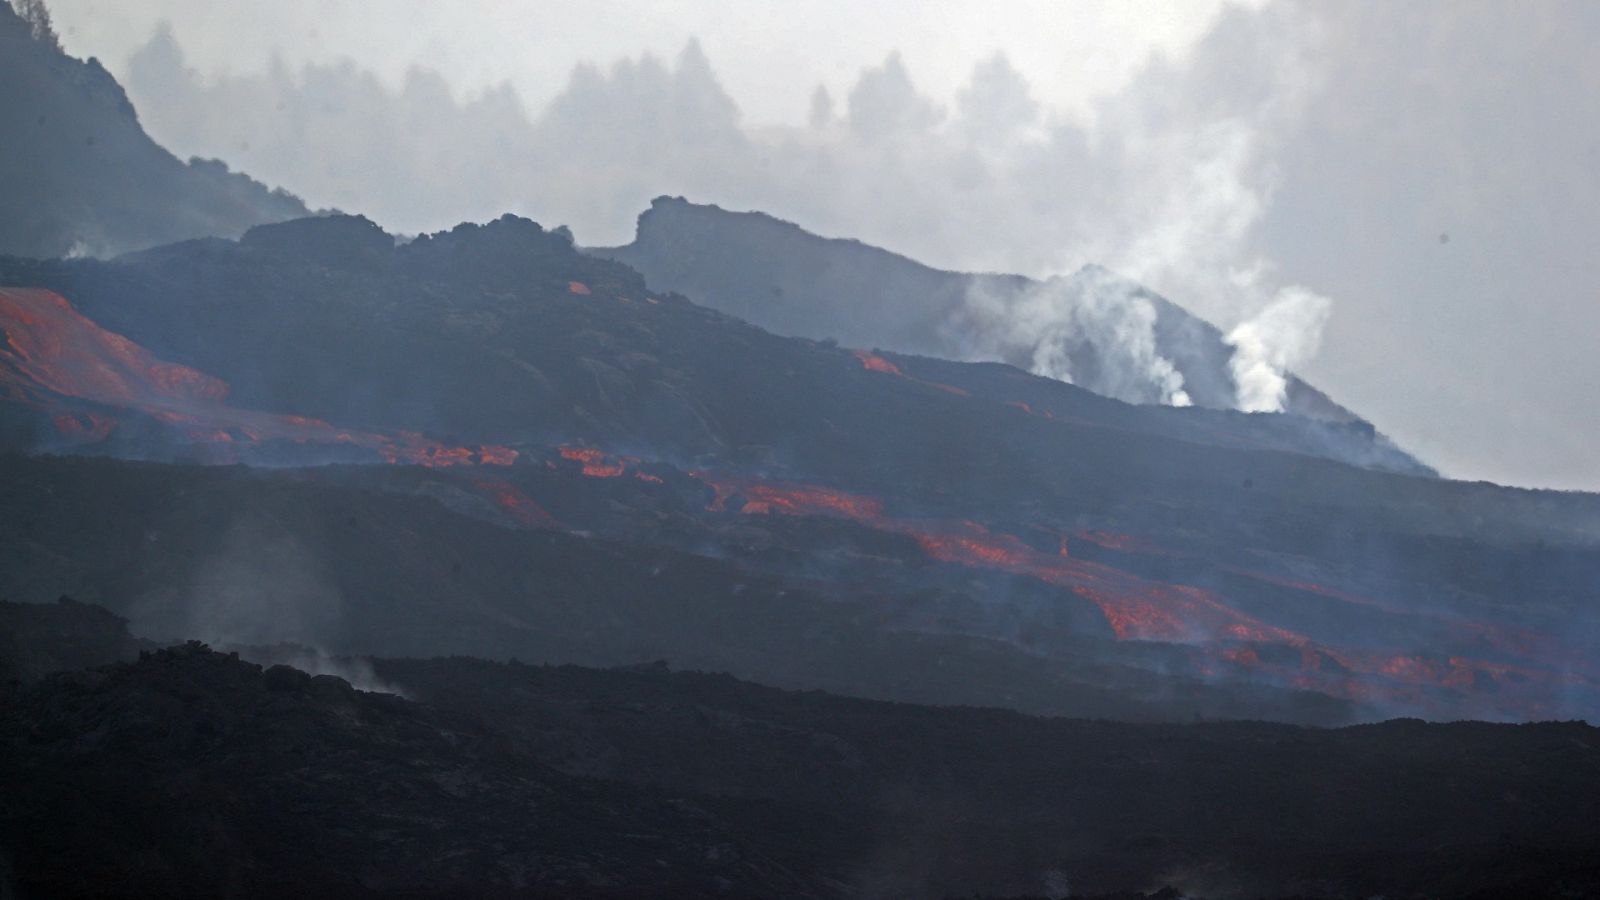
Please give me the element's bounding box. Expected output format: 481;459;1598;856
42;0;1600;492
46;0;1235;126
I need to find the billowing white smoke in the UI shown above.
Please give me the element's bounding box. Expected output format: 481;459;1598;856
947;6;1335;411
959;269;1191;407
1225;285;1332;412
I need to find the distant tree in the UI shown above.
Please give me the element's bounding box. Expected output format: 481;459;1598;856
807;85;835;131
12;0;61;51
845;52;942;141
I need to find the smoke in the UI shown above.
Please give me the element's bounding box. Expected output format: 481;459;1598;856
944;3;1328;410
1039;868;1071;900
122;515;406;694
958;269;1192;406
179;519;341;645
1023;4;1332;411
236;643;409;696
112;7;1324;276
129;517;347;651
1226;286;1332;412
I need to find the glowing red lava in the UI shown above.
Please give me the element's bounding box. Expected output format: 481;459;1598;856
468;476;561;528
558;445;629;477
692;470;1290;645
1072;530;1163;554
0;287;517;467
567;281;592;296
685;466;1597;716
853;349;903;376
742;482;887;518
850;349;972;397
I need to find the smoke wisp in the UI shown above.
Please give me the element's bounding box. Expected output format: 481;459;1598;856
1226;286;1333;412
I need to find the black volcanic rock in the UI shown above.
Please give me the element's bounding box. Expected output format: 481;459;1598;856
397;214;646;297
0;595;146;683
5;634;1600;899
0;644;826;899
374;654;1600;899
0;2;307;259
241;214;393;271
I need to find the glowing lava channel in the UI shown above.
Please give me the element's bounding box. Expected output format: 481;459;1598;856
687;469;1593;716
0;287;515;467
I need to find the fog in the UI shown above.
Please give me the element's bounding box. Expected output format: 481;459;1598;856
45;0;1600;491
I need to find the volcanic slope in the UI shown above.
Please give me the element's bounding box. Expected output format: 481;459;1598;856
0;453;1373;725
594;197;1395;440
3;213;1599;722
0;2;308;259
4;212;1427;481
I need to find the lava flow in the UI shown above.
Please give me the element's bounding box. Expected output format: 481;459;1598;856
468;476;562;528
853;348;969;395
692;471;1290;644
0;287;515;467
852;349;903;376
683;467;1595;716
559;444;628;477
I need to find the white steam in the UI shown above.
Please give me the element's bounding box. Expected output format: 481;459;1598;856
129;517;405;694
943;4;1335;410
958;269;1191;407
1225;285;1332;412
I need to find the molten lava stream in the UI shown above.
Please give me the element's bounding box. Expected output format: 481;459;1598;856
558;444;630;477
851;348;971;396
852;349;903;376
0;286;517;467
691;470;1299;647
469;477;561;528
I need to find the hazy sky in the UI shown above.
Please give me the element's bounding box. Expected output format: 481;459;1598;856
46;0;1238;125
40;0;1600;493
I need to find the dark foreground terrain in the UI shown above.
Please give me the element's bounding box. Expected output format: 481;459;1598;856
4;599;1600;900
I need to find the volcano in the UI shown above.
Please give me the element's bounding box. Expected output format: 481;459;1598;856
595;197;1392;433
3;212;1597;726
4;11;1599;899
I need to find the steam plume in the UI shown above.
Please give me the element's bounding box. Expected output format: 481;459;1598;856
958;269;1191;407
1225;286;1333;412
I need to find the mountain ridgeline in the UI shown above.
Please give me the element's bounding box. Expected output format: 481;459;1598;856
595;197;1375;426
0;1;307;259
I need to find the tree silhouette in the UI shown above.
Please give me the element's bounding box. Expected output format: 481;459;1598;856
13;0;61;51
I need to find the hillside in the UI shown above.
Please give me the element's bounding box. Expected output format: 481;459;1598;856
2;214;1597;724
0;1;308;259
595;196;1371;426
